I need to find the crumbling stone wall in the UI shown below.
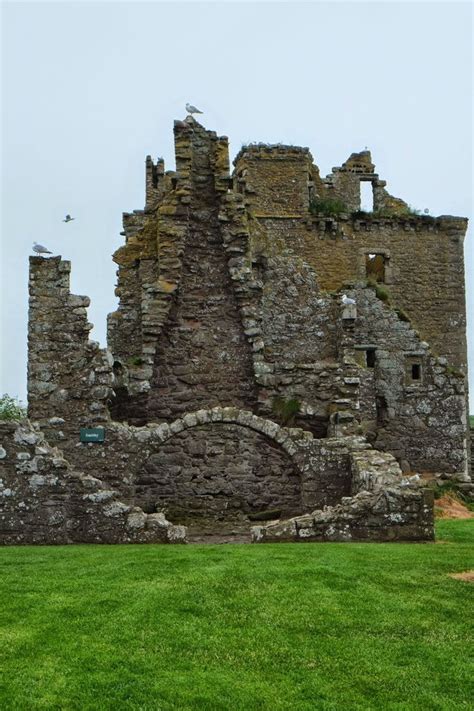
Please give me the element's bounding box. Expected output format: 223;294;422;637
28;257;114;440
147;123;257;420
321;150;409;214
2;415;401;544
138;425;302;530
14;116;470;545
252;449;434;543
233;145;312;216
107;120;256;425
339;287;468;478
234;147;468;375
0;421;186;544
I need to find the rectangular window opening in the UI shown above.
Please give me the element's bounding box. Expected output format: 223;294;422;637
360;181;374;211
366;349;376;368
366;253;386;283
411;363;421;381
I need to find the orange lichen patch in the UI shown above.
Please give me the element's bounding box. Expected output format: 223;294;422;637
449;571;474;583
434;494;474;519
157;279;177;294
158;205;178;216
113;222;159;265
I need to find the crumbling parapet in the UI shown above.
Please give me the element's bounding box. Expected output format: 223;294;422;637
233;144;314;216
145;155;165;212
321;150;409;214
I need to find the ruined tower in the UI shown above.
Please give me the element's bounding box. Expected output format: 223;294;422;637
1;117;469;544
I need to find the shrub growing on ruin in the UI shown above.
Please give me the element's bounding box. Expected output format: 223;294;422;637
271;396;301;426
309;197;347;217
394;307;410;322
126;356;145;367
367;277;391;303
0;394;26;421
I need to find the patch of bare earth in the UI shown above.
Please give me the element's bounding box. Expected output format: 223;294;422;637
434;494;474;520
449;571;474;583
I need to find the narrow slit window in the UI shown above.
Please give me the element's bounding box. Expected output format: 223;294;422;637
360;181;374;211
366;253;386;283
366;349;376;368
236;172;244;194
405;357;423;384
411;363;421;381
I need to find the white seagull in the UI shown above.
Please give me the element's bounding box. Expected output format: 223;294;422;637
342;294;356;305
63;214;75;223
185;103;203;115
33;242;53;255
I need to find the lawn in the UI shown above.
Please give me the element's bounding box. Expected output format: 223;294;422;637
0;521;473;711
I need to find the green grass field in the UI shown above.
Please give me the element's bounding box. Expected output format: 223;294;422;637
1;521;473;711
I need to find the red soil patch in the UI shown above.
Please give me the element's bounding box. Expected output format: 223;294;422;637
434;494;474;520
449;571;474;583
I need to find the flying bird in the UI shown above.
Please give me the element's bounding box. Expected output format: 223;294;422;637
186;103;203;115
33;242;53;255
342;294;356;305
63;214;75;223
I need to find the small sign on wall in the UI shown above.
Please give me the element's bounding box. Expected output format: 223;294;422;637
80;427;105;443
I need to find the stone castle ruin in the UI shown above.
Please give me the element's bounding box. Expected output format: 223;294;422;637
0;117;470;544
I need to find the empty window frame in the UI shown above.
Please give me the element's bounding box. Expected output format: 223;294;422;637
360;180;374;212
366;348;376;368
411;363;421;380
405;356;423;384
366;253;386;283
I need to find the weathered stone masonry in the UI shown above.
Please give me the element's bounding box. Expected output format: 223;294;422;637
1;116;470;544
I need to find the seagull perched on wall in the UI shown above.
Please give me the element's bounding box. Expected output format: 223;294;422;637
32;242;53;255
342;294;356;305
185;103;203;115
63;214;75;223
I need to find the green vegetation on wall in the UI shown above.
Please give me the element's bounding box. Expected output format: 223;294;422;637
309;197;347;217
271;396;301;426
0;394;26;421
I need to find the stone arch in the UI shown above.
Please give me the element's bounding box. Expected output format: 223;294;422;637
136;410;311;537
150;407;313;476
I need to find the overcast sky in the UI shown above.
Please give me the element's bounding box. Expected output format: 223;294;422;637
1;0;472;407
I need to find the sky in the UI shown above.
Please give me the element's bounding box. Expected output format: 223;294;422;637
1;0;472;407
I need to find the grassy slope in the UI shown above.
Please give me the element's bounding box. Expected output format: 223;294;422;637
0;521;473;711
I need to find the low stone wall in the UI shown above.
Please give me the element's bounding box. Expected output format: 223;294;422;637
251;449;434;543
0;421;186;545
67;409;371;531
1;414;434;545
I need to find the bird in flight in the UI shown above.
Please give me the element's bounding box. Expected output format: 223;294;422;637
186;103;203;115
63;214;75;223
33;242;52;255
342;294;356;305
